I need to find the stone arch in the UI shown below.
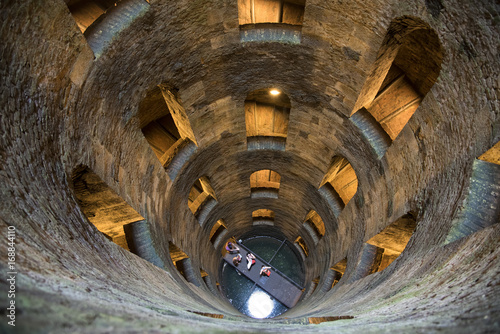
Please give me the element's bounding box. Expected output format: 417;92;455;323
238;0;305;25
322;257;347;291
294;236;308;260
139;84;198;179
67;0;118;33
365;212;417;272
350;212;417;282
169;241;199;286
445;141;500;244
250;169;281;198
320;155;358;211
209;219;229;249
245;88;291;151
188;176;218;226
302;210;325;246
238;0;305;43
351;16;443;145
252;209;275;226
71;165;144;250
66;0;150;57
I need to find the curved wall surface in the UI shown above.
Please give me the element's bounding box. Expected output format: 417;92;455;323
1;0;499;332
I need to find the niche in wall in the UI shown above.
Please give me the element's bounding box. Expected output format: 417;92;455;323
351;16;443;157
238;0;305;25
209;219;228;249
199;268;216;294
238;0;305;43
250;169;281;199
188;177;218;226
139;84;198;179
445;141;500;244
310;276;320;293
66;0;150;58
319;156;358;214
302;210;325;246
169;242;199;286
252;209;275;226
365;213;417;272
294;236;308;260
303;276;320;300
349;213;416;282
66;0;118;33
245;88;290;151
72;166;144;250
328;258;347;290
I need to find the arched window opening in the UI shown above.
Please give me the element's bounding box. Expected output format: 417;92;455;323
311;276;320;291
66;0;150;57
238;0;305;43
303;276;320;300
140;85;197;178
199;268;220;296
328;258;347;290
351;17;443;150
188;177;218;226
445;141;500;244
252;209;275;226
250;169;281;198
72;166;144;251
365;213;417;273
238;0;305;25
245;88;291;151
209;219;228;249
169;242;199;286
320;156;358;206
67;0;118;33
302;210;325;245
216;281;223;295
348;244;383;282
294;236;308;260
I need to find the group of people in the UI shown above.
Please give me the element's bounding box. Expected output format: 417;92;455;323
226;241;272;277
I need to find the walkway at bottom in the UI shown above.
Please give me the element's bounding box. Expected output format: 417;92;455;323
223;242;304;308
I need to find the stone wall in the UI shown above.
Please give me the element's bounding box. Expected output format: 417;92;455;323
0;0;499;332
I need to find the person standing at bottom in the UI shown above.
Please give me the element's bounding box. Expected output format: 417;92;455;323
260;265;271;277
246;253;256;270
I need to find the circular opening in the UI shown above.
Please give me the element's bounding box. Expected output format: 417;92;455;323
220;235;305;319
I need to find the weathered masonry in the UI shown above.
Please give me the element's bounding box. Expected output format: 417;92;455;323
1;0;499;332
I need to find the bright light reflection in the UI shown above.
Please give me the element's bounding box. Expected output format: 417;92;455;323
270;89;281;96
247;290;274;319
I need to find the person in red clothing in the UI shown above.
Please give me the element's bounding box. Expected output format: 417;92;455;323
260;265;271;277
246;253;256;270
